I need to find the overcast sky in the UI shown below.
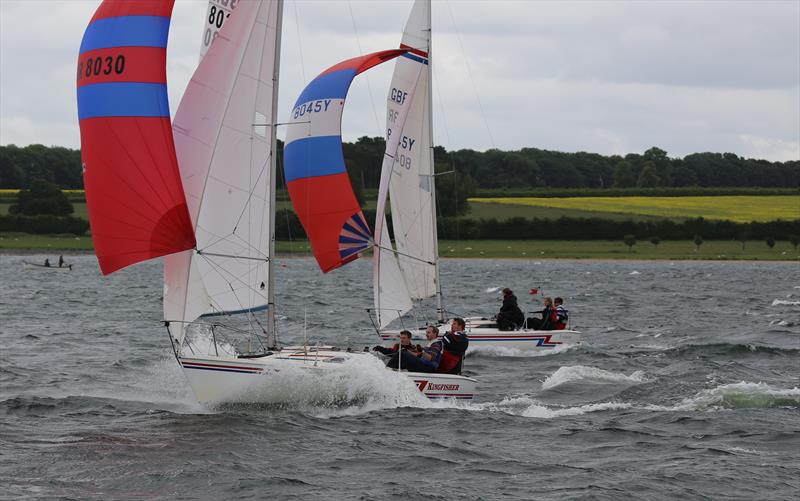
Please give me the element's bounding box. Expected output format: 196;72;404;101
1;0;798;161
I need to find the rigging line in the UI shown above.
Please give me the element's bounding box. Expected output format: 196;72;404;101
292;0;306;86
229;151;270;233
196;250;270;262
196;254;266;321
444;0;495;148
195;225;268;260
347;0;382;135
371;243;436;266
253;120;310;126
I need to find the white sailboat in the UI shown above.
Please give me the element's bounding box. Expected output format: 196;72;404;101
76;0;475;403
373;0;581;354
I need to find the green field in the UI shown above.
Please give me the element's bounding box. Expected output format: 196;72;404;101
436;240;798;260
470;196;800;223
0;233;94;251
2;235;795;260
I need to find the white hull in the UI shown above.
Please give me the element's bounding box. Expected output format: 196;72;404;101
179;347;476;403
23;261;72;271
381;317;581;352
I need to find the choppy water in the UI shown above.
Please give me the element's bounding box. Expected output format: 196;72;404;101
1;255;799;500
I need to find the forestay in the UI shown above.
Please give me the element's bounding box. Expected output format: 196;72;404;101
77;0;196;275
283;50;408;273
163;0;280;344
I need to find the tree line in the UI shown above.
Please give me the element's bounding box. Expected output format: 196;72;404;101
4;141;797;192
272;210;799;243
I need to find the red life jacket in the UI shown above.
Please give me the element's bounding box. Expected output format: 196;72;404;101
437;351;461;374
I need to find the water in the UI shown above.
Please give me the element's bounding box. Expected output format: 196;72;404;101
2;255;798;499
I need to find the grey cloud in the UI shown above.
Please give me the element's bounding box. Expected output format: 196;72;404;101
0;0;797;161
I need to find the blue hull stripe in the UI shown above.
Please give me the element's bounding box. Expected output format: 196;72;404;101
294;69;357;106
78;83;169;119
200;304;268;318
402;52;429;65
183;365;259;374
284;135;345;181
80;16;170;53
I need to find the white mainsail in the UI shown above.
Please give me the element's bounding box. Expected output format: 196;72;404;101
374;0;440;326
164;0;281;345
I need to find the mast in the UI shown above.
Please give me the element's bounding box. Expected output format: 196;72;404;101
426;0;445;324
266;0;284;348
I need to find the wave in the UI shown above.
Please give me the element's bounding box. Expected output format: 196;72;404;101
469;396;631;419
652;343;799;358
468;343;578;358
541;365;647;390
771;299;800;306
212;356;429;417
652;382;800;411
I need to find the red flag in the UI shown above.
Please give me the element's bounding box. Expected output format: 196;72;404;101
529;288;538;295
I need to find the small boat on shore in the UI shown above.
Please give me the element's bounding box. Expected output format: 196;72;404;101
23;260;72;271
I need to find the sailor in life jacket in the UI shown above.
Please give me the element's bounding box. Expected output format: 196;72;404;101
385;326;443;373
372;330;421;355
437;317;469;375
554;297;569;330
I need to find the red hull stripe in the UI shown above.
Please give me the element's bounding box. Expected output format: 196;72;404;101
80;15;170;53
425;393;474;398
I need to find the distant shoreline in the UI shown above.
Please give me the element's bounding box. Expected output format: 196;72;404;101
2;247;796;263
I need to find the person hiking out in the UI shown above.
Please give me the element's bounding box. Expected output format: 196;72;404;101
386;326;442;373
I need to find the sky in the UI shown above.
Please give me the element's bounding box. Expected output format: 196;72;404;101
1;0;798;161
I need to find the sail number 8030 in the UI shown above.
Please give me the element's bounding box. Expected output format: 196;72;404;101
77;55;125;81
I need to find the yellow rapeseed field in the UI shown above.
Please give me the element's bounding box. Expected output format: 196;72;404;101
470;196;800;223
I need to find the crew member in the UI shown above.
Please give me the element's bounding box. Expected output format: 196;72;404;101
386;326;442;373
527;297;557;330
496;288;524;331
437;317;469;374
554;297;569;330
372;330;420;355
